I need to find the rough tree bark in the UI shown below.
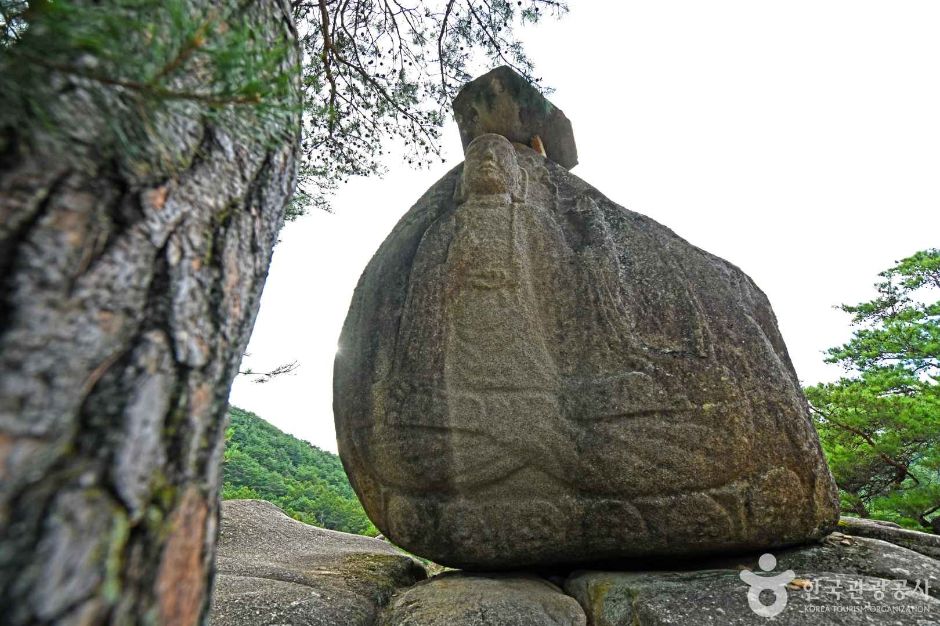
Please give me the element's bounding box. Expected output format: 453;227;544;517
0;1;300;624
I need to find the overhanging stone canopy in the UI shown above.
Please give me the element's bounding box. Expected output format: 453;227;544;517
452;65;578;169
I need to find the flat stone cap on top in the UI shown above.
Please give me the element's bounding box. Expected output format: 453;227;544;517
453;66;578;169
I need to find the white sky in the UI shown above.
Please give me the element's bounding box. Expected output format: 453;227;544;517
229;0;940;452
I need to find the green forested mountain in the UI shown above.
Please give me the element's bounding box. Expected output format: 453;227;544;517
222;406;377;536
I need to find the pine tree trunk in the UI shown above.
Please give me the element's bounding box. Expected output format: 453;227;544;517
0;1;300;624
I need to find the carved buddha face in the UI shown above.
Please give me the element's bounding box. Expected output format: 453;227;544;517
458;134;524;201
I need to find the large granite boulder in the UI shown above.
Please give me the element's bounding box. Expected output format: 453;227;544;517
211;500;426;626
565;533;940;625
333;131;839;569
379;573;586;626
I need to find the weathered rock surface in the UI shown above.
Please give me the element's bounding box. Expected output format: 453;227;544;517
379;573;586;626
566;570;938;625
211;500;426;626
772;532;940;599
334;131;839;569
210;508;939;626
839;517;940;559
565;534;940;625
453;65;578;168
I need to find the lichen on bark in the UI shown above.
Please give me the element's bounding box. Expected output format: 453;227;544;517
0;1;301;623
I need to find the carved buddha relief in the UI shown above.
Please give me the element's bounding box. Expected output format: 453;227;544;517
441;134;577;489
378;134;739;499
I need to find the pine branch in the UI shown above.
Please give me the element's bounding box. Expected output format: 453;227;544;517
239;360;300;384
811;405;921;487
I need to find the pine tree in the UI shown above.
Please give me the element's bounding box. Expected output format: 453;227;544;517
807;249;940;531
0;1;301;623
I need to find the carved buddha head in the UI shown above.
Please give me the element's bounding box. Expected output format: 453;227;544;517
456;133;526;203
